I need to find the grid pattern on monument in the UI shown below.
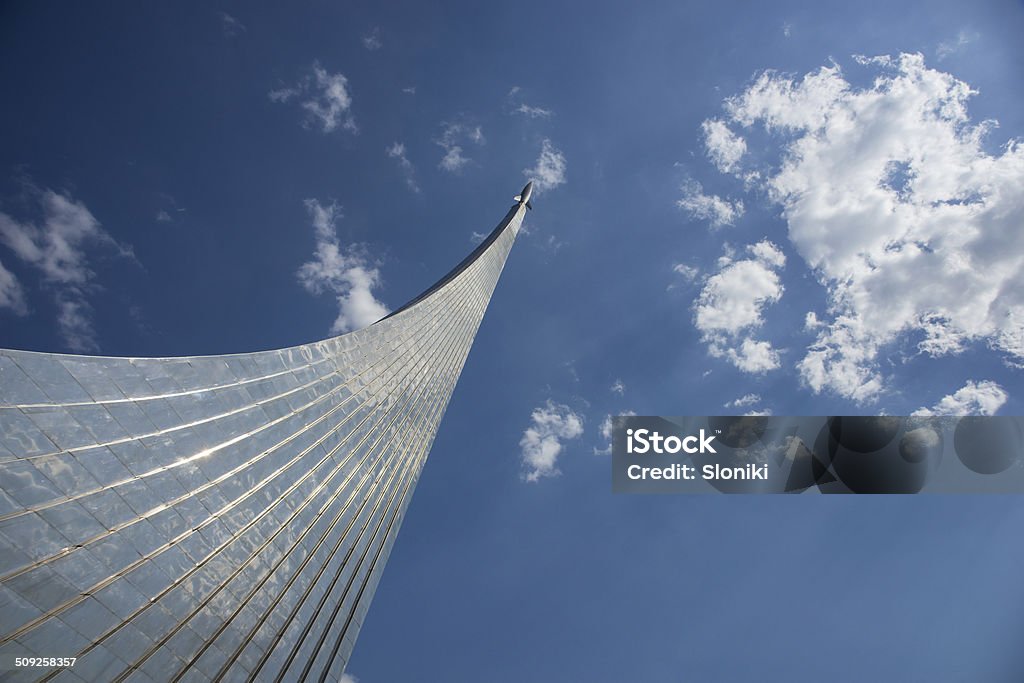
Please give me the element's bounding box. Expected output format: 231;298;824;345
0;203;524;682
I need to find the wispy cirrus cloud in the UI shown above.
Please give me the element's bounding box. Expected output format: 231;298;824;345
219;12;246;37
436;122;485;173
0;259;27;314
386;142;420;193
270;62;356;133
507;86;553;119
0;188;135;351
936;30;977;61
362;27;382;51
297;199;389;334
671;263;700;283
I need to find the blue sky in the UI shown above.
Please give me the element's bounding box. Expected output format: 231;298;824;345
2;1;1024;680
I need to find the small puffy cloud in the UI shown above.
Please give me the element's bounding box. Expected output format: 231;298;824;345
469;231;487;244
436;122;485;173
610;379;625;395
912;380;1008;416
724;338;781;374
402;86;416;95
0;189;134;352
297;199;389;334
155;209;172;223
270;62;356;133
220;12;246;37
520;400;584;481
705;53;1024;401
676;179;743;228
724;393;773;416
694;240;785;374
695;241;785;334
0;259;27;314
523;139;567;194
362;27;382;50
702;119;747;173
439;146;468;172
598;411;634;454
725;393;760;408
386;142;420;193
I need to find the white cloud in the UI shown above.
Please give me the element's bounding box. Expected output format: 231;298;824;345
155;209;171;223
0;189;133;352
520;400;583;481
610;379;625;395
402;86;416;95
362;27;382;51
267;87;300;103
507;87;554;118
439;146;468;172
724;393;773;415
937;30;977;61
436;123;484;173
516;103;553;118
702;119;747;173
707;53;1024;401
725;393;760;408
0;259;27;314
55;295;98;353
694;240;785;373
912;380;1008;416
523;139;566;194
676;179;743;228
386;142;420;193
270;62;356;133
724;338;781;374
297;199;389;334
469;231;487;244
594;410;636;455
0;191;128;285
219;12;246;37
672;263;700;282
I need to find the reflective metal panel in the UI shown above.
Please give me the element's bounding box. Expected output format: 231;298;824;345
0;200;525;682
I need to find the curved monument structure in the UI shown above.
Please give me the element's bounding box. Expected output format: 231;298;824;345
0;189;528;682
